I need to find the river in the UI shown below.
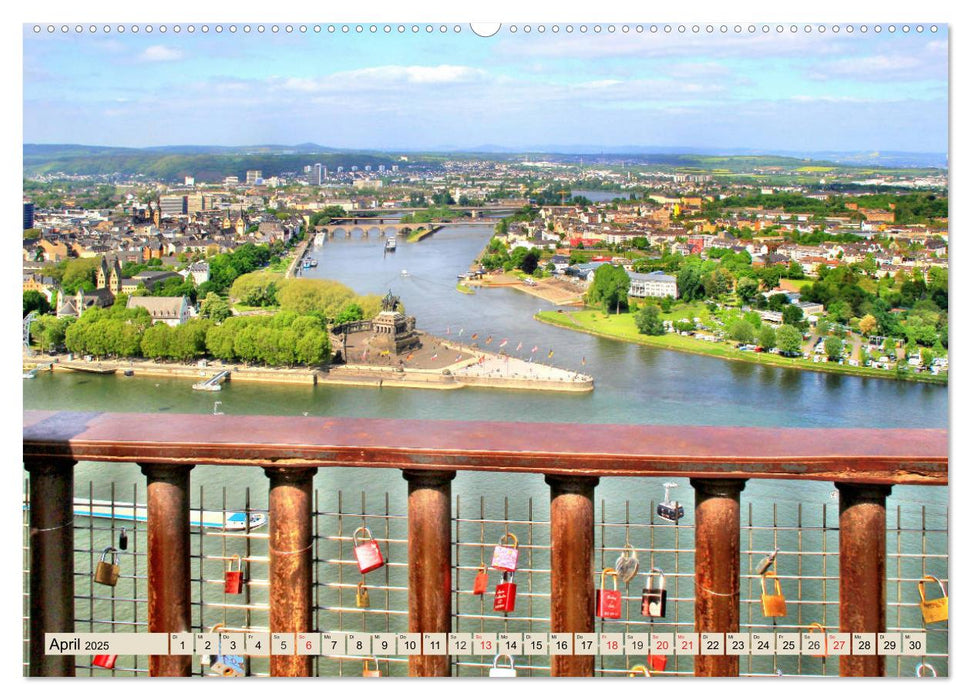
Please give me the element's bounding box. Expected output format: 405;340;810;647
23;223;947;504
22;224;948;675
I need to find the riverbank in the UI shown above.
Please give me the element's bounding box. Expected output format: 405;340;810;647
535;310;947;386
406;225;442;243
285;239;312;279
469;272;584;306
26;354;318;384
24;335;594;393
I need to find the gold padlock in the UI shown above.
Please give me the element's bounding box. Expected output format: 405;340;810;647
356;580;370;609
807;622;827;658
627;664;650;677
760;571;787;618
362;657;382;677
918;575;948;624
94;546;120;587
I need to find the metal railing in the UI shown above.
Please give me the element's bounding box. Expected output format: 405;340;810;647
23;410;948;678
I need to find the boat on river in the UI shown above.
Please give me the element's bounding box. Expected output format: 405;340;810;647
385;237;397;252
24;499;268;531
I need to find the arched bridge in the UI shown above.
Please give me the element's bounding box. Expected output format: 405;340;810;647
315;218;494;239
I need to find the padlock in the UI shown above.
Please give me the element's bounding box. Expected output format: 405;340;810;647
210;653;246;677
200;623;223;666
641;568;666;618
915;662;937;677
596;568;623;619
210;627;246;677
807;622;827;658
92;654;117;670
493;571;517;613
224;555;245;595
118;527;128;551
94;547;120;587
760;571;787;618
363;657;382;677
657;482;685;523
491;532;519;572
615;544;639;584
489;654;517;677
356;580;370;609
647;654;667;672
353;527;385;574
472;564;489;595
627;664;650;677
918;575;948;624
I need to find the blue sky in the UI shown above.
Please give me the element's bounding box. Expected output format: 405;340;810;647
23;25;948;153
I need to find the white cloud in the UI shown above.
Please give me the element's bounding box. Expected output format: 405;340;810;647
140;45;183;62
281;64;490;93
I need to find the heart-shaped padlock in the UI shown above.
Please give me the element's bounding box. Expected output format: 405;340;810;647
615;544;640;584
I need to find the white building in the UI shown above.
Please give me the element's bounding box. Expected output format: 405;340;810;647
628;270;679;299
126;296;190;327
180;261;210;286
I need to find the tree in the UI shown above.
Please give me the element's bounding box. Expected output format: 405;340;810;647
334;302;364;325
859;313;878;337
727;319;755;344
736;276;759;303
61;258;100;294
659;295;674;313
776;325;803;356
758;325;777;351
824;335;844;362
510;247;541;274
676;264;703;301
586;265;630;314
230;271;280;307
882;337;897;359
782;304;805;328
768;293;790;312
673;318;695;333
787;261;805;279
200;293;232;322
24;290;51;316
635;304;665;335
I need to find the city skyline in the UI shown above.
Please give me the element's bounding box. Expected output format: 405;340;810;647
24;26;948;154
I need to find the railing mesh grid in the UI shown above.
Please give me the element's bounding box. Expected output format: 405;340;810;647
22;473;948;678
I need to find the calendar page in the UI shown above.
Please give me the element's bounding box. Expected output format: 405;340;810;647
18;0;952;685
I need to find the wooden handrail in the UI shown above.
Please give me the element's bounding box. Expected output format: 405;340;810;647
24;410;947;485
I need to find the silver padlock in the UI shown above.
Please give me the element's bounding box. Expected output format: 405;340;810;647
489;654;517;677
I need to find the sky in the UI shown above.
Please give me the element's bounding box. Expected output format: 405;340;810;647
23;23;949;155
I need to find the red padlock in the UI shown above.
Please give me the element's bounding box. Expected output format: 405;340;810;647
493;571;517;613
596;567;623;619
224;554;245;595
647;654;667;673
93;654;117;670
353;527;385;574
472;564;489;595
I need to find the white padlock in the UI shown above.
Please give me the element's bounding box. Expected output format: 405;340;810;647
489;654;517;677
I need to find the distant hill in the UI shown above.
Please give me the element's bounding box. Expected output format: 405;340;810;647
23;144;404;181
23;143;947;180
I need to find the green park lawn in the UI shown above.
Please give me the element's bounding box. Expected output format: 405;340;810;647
535;306;946;385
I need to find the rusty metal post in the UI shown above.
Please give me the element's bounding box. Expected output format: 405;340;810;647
140;463;193;677
25;458;76;677
546;475;598;677
837;482;891;677
691;478;746;677
403;470;456;677
265;467;317;677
